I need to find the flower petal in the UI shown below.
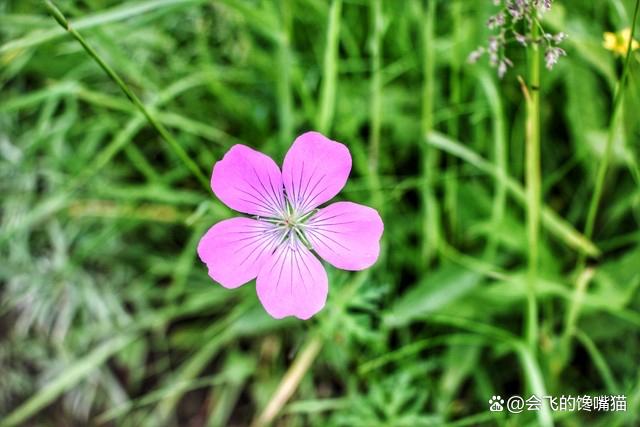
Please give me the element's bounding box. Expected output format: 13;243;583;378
306;201;383;271
282;132;352;213
256;240;328;319
212;144;286;217
197;217;281;288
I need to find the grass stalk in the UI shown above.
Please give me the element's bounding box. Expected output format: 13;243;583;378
516;343;554;427
524;19;541;352
44;0;210;190
581;0;640;255
444;0;463;243
250;335;323;427
420;0;440;265
369;0;384;212
480;73;507;261
558;0;640;372
0;335;137;427
369;0;382;177
276;0;293;147
317;0;342;134
426;131;599;257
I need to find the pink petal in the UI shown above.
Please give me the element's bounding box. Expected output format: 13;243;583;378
256;240;328;319
306;201;383;271
212;145;286;217
282;132;352;213
197;217;281;289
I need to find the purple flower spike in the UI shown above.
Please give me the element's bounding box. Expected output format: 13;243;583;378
197;132;384;320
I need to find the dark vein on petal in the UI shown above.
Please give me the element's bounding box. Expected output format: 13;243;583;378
308;221;358;228
299;163;319;209
295;160;305;210
299;174;327;213
234;187;278;215
307;228;351;252
290;249;294;296
267;173;285;213
308;212;347;225
274;247;288;291
232;226;280;247
242;177;280;216
235;228;281;262
236;231;281;268
294;249;311;292
307;232;339;254
252;166;283;216
251;230;285;267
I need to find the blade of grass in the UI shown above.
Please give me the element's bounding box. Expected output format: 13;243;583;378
558;267;594;369
250;334;323;427
426;131;600;257
368;0;382;175
1;0;207;56
581;0;640;257
276;0;293;149
151;306;248;423
443;0;463;244
368;0;384;213
574;329;620;394
0;72;210;244
358;334;484;375
317;0;342;134
523;16;542;352
97;374;224;423
479;72;507;261
515;342;553;427
44;0;209;190
206;354;255;427
420;0;440;265
0;334;137;427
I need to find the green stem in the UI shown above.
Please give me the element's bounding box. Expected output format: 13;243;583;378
581;0;640;258
480;73;507;261
444;0;463;244
317;0;342;134
525;20;541;352
420;0;440;265
276;0;293;148
44;0;210;191
369;0;382;176
515;343;554;427
558;267;594;368
369;0;384;212
558;0;640;373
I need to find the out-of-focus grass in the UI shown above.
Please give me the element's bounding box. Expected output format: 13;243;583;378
1;0;639;426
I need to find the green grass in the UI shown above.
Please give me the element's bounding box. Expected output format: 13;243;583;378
1;0;640;426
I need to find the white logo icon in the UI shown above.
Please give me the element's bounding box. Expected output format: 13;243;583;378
489;395;505;412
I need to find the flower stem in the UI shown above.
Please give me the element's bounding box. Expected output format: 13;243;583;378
524;20;541;352
317;0;342;134
580;0;640;260
368;0;384;213
276;0;293;149
420;0;440;265
558;0;640;372
44;0;210;191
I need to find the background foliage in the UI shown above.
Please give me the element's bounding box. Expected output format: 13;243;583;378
1;0;639;426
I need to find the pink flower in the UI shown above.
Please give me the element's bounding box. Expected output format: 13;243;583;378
197;132;384;320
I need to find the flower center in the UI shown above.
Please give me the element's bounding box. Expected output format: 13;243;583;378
255;193;318;252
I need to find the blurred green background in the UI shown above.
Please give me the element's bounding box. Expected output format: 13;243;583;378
1;0;639;426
